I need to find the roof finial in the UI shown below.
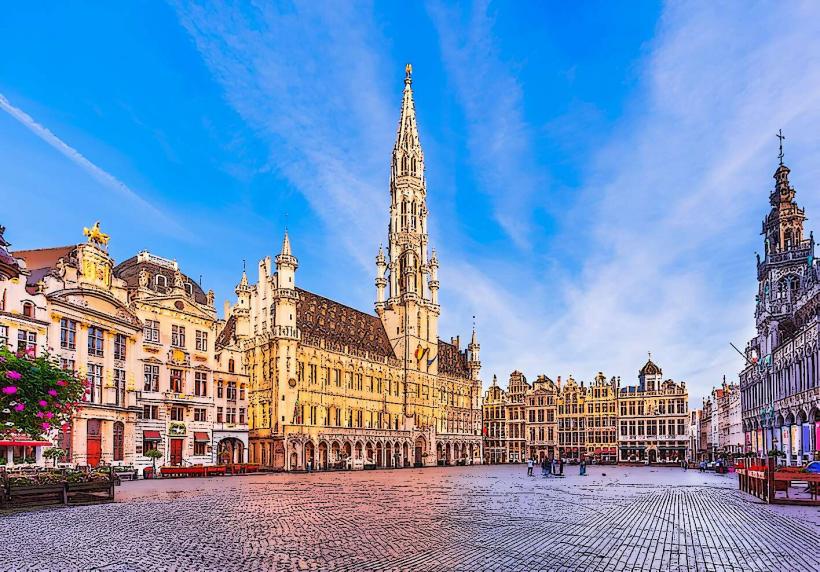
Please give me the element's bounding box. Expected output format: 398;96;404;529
405;63;412;85
777;129;785;166
648;351;652;361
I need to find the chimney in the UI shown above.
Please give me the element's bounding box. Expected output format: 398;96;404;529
223;300;231;320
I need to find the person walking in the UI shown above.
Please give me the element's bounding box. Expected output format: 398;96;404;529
579;459;587;476
527;457;534;476
559;458;564;476
541;457;548;477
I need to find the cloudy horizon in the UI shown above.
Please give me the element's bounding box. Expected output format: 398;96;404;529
2;2;820;404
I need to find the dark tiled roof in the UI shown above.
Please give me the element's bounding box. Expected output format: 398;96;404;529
296;288;394;359
639;359;662;376
437;339;470;377
114;256;208;304
215;314;237;349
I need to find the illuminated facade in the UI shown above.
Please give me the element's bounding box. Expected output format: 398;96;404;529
237;67;483;471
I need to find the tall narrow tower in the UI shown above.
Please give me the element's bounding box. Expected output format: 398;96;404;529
378;65;440;375
273;231;300;428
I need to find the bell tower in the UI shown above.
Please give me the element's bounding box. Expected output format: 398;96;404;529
377;65;439;375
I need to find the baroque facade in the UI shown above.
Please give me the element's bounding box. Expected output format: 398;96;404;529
4;225;249;471
618;358;689;463
237;67;483;471
739;156;820;464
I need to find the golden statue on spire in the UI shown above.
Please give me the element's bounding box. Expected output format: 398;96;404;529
405;63;412;78
83;221;110;246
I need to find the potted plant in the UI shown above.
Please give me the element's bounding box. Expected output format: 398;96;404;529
145;449;163;478
43;447;66;468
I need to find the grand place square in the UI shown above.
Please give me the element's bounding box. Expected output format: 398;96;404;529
2;4;820;572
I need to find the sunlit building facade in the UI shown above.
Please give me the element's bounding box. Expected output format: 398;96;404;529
237;67;483;471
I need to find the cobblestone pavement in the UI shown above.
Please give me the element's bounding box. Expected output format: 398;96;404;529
1;465;818;572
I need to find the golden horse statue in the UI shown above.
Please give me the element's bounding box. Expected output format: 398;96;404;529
83;221;110;246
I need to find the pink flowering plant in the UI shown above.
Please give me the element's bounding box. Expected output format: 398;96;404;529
0;347;85;441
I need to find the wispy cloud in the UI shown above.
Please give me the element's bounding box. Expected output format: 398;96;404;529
428;0;544;251
173;1;395;271
433;2;820;404
0;93;183;234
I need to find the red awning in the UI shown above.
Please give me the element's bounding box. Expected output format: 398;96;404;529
0;440;51;447
193;432;210;442
143;430;161;440
594;448;602;454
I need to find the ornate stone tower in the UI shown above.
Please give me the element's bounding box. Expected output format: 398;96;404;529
377;64;440;375
755;152;814;356
273;231;301;427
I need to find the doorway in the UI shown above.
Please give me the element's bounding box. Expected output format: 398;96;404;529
170;438;184;466
86;419;102;467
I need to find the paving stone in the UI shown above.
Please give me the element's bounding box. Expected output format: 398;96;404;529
0;465;817;571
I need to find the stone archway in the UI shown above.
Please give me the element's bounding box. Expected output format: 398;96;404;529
331;441;341;468
436;442;444;463
403;442;410;467
354;441;363;460
414;436;426;466
445;442;452;465
365;442;374;464
318;441;328;470
376;442;383;467
218;437;245;465
304;441;315;469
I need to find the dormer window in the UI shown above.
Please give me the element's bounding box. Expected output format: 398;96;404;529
22;302;34;318
184;283;193;296
155;275;168;289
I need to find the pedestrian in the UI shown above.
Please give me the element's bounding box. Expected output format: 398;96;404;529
526;457;533;476
541;458;548;477
307;459;312;473
682;459;687;471
559;458;564;476
551;457;557;475
579;459;586;476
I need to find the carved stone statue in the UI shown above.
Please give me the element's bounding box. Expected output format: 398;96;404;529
207;289;215;306
174;270;185;289
138;269;149;288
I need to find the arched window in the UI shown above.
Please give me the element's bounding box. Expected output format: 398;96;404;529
22;301;34;318
113;421;124;461
401;155;408;175
228;358;235;373
411;156;417;176
155;275;167;289
400;202;407;230
411;201;417;230
784;229;793;248
184;283;193;296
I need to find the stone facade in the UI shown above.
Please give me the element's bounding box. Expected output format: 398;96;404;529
5;228;249;471
524;375;558;462
482;375;507;463
618;358;689;463
237;67;483;471
739;158;820;464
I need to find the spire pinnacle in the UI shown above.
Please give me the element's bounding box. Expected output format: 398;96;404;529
777;129;785;166
405;63;412;85
281;230;292;256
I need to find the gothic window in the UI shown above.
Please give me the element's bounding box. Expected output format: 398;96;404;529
401;155;408;175
411;201;417;230
784;228;793;248
401;202;407;230
411;156;417;176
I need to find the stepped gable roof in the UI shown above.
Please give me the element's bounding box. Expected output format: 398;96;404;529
215;314;237;349
437;339;470;377
639;358;662;376
296;288;394;358
114;255;208;304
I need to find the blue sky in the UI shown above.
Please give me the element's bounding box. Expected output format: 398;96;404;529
2;2;820;403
